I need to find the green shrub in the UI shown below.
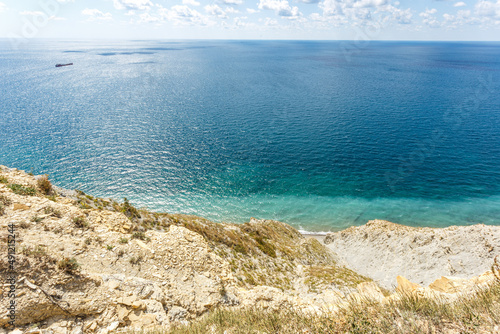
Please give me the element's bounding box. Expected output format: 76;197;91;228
119;237;129;244
121;197;141;220
8;184;37;196
73;216;88;229
58;257;80;273
0;194;11;206
30;216;43;223
22;245;48;258
0;176;8;184
132;231;149;241
44;206;62;218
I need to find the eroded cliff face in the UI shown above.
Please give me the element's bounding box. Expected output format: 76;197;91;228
324;219;500;289
1;166;498;334
0;166;371;333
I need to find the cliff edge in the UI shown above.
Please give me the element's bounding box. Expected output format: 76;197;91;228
0;166;498;333
324;219;500;289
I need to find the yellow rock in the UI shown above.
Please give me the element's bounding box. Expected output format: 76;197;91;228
131;300;144;309
117;296;137;307
107;280;120;290
13;203;30;210
135;239;152;252
357;281;385;301
396;276;421;294
116;305;130;321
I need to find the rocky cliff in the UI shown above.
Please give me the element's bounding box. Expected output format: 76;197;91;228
0;166;498;334
324;219;500;289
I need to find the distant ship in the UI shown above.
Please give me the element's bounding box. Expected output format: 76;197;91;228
55;63;73;67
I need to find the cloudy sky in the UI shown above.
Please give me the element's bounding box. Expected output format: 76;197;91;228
1;0;499;40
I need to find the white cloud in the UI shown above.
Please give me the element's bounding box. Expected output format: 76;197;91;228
226;7;240;14
113;0;152;11
383;4;412;24
352;0;388;8
233;16;248;26
138;12;160;22
182;0;201;6
20;10;66;21
258;0;301;17
475;0;500;18
246;8;259;13
205;4;228;18
265;17;278;25
0;2;6;13
298;0;321;4
160;5;211;25
221;0;244;5
420;8;440;27
318;0;392;21
454;2;467;7
20;11;45;16
82;8;113;20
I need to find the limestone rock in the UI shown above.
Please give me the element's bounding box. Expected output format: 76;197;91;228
357;281;385;301
396;276;421;294
168;306;188;322
13;203;30;210
324;219;500;289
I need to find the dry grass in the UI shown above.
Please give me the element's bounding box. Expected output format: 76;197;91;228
305;265;374;292
156;279;500;334
0;194;11;216
37;174;52;195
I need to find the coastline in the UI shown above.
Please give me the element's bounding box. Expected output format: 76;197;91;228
1;165;500;333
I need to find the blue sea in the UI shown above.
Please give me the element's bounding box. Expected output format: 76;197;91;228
1;39;499;232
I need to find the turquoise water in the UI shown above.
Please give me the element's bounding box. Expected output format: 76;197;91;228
1;40;499;232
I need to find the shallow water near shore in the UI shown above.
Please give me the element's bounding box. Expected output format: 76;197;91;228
1;40;500;232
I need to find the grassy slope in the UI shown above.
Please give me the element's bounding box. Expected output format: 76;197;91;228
164;279;500;334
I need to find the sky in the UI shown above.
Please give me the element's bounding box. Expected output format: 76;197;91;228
0;0;499;40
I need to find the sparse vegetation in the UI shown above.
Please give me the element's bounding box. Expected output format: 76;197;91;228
121;197;141;220
18;221;30;229
73;216;89;229
44;206;62;218
131;231;149;241
0;175;8;183
37;174;52;195
0;194;11;206
106;245;114;251
0;194;10;216
129;254;144;265
30;216;43;223
8;183;37;196
22;245;48;258
305;265;373;292
119;237;129;244
162;278;500;334
58;257;80;273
